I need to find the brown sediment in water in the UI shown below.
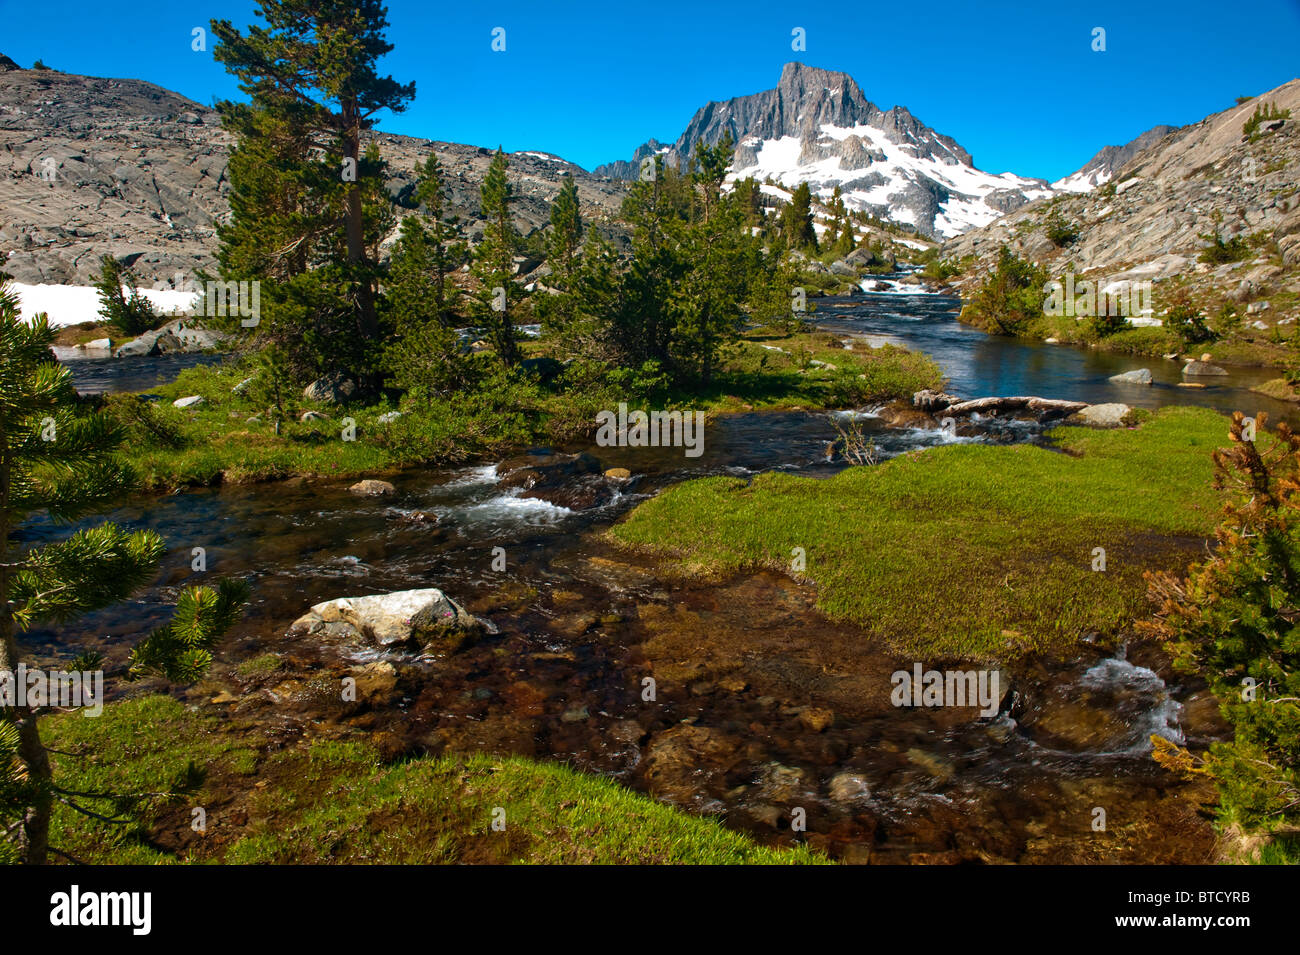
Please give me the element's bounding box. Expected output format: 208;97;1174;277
147;538;1221;865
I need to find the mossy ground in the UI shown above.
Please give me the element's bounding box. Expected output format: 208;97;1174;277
43;695;824;865
609;406;1231;661
1251;377;1300;403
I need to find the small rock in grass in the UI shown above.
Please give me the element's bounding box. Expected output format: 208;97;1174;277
1072;403;1132;427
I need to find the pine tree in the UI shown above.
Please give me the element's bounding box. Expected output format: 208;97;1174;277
691;131;735;224
551;235;627;361
211;0;414;383
535;173;589;344
0;279;247;864
614;156;689;368
247;341;296;432
668;185;754;384
382;154;469;398
471;148;522;366
785;182;818;253
732;177;765;233
1144;412;1300;855
547;173;584;288
93;255;158;337
388;155;464;331
830;188;854;258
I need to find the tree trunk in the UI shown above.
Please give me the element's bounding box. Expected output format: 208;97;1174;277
0;511;52;865
341;98;378;343
496;209;518;366
939;396;1089;417
2;407;48;865
14;705;51;866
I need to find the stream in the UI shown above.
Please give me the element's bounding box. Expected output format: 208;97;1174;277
27;284;1237;863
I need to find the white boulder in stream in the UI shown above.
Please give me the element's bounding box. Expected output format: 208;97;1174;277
1109;368;1152;385
290;588;480;649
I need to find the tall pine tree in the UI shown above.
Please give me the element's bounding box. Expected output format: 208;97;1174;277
471;148;522;367
784;182;818;253
547;173;583;289
211;0;414;385
383;154;469;398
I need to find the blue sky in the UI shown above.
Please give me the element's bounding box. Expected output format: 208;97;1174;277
3;0;1298;181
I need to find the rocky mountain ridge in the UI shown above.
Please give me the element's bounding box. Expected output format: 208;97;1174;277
0;62;629;288
1051;125;1178;193
595;62;1054;238
943;79;1300;283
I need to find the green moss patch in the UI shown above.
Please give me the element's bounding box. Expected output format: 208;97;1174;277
609;407;1230;660
42;696;823;865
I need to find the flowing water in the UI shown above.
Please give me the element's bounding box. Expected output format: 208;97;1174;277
27;284;1235;862
62;352;222;395
817;284;1297;425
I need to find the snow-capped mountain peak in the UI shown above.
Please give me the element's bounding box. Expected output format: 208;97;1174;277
595;62;1053;238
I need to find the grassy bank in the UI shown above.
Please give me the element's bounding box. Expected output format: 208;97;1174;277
953;243;1300;370
1031;314;1293;367
44;695;824;865
108;327;942;490
609;406;1229;661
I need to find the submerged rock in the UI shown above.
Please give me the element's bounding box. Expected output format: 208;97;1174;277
877;401;938;430
1109;368;1152;385
1183;359;1228;377
395;509;436;524
828;772;872;805
645;724;743;808
498;450;616;510
289;587;481;650
349;479;395;497
906;748;954;783
797;706;835;732
348;661;399;705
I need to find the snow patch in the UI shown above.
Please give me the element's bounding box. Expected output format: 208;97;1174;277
11;283;202;328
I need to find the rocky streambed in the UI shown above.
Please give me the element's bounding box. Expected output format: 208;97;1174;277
20;398;1225;863
24;284;1261;861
